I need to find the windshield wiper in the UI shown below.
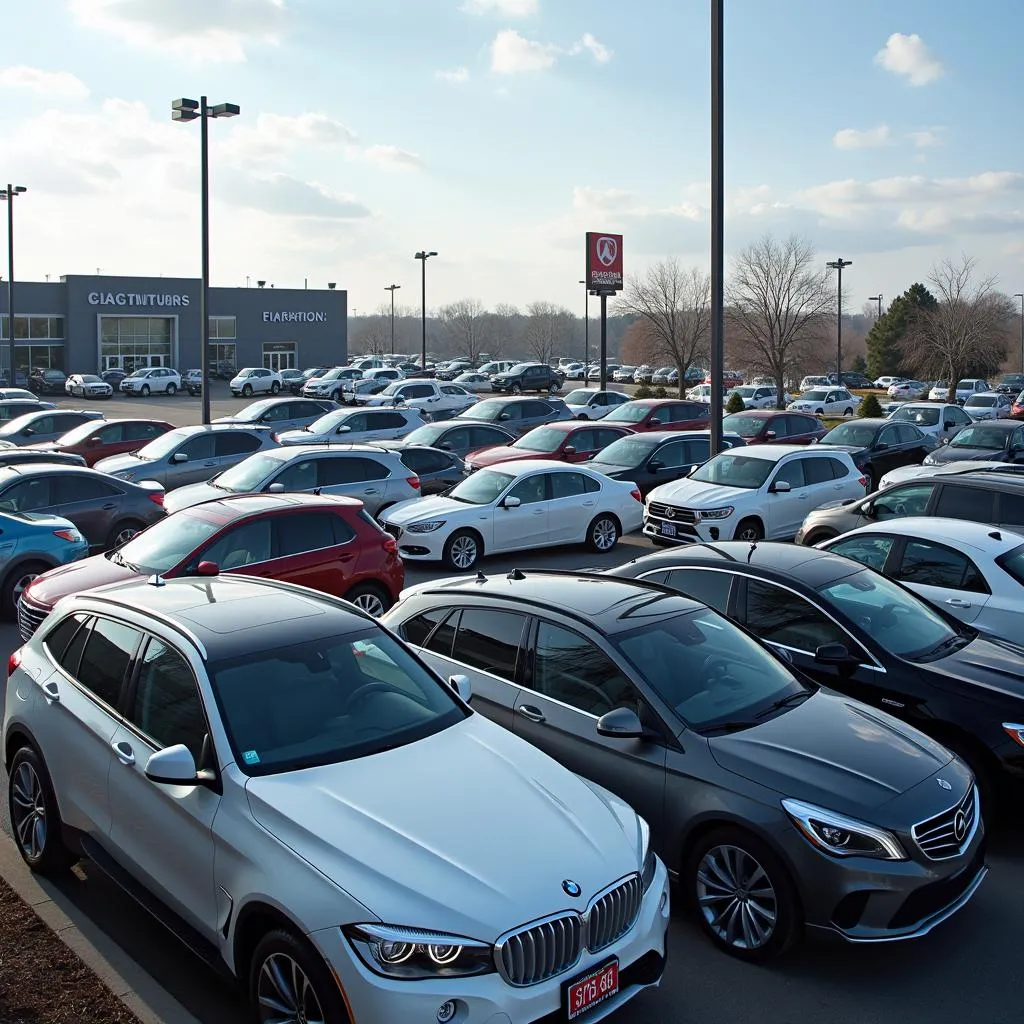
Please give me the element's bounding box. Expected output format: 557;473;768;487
108;549;140;571
920;634;969;659
755;690;813;720
702;720;758;735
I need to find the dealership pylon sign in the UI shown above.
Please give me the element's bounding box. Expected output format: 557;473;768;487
585;232;624;292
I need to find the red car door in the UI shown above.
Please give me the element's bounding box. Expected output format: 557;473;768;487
263;510;356;596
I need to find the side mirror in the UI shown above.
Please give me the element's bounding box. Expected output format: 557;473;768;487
22;427;34;436
763;430;776;440
449;674;472;703
498;413;511;420
872;442;889;451
171;452;188;463
336;425;351;433
502;495;521;508
596;707;646;740
196;560;220;577
145;744;198;785
86;437;101;446
770;479;791;493
944;421;954;430
646;460;663;472
267;482;286;493
562;445;576;456
438;441;452;450
814;642;852;665
648;417;661;427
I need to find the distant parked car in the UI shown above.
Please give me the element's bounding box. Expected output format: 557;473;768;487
887;380;927;400
476;359;515;377
0;409;105;447
434;359;472;381
874;376;905;389
0;388;39;403
277;407;423;446
562;388;631;420
995;373;1024;396
923;420;1024;466
452;371;491;392
214;397;334;434
721;410;827;445
397;419;517;458
651;366;677;385
0;400;55;425
229;366;282;397
587;363;620;381
815;418;936;491
705;370;744;388
799;375;831;392
0;449;86;470
887;402;972;441
726;385;789;409
633;365;655;384
1014;391;1024;419
964;391;1013;421
464;421;631;471
0;509;89;616
278;368;305;390
119;366;182;397
28;369;69;396
376;442;466;494
612;365;638;384
601;398;711;433
29;418;175;467
99;368;128;387
490;362;563;394
448;396;572;436
65;374;113;400
95;424;278;489
182;369;204;395
341;378;391;405
360;379;477;418
828;371;874;389
929;378;991;404
787;388;856;417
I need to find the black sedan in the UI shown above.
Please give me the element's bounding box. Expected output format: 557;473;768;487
289;367;327;394
399;418;517;457
589;429;746;497
816;417;935;490
377;441;466;494
28;369;69;395
608;542;1024;809
923;420;1024;466
0;449;86;469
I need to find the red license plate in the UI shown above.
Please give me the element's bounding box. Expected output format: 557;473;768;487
565;959;619;1020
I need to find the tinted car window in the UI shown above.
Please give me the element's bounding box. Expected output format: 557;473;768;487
55;475;121;503
129;639;207;761
550;472;587;499
997;491;1024;527
933;484;995;523
399;448;452;474
201;519;273;569
420;609;459;656
273;459;319;491
442;427;473;449
216;431;263;457
318;457;388;485
828;534;896;571
401;608;451;647
680;439;710;466
873;484;934;519
0;477;52;512
522;401;552;418
804;457;837;485
95;423;124;444
276;512;348;557
44;613;88;663
76;617;142;707
896;540;989;593
660;568;733;613
179;433;216;460
125;421;165;442
450;609;527;681
368;412;408;430
744;580;847;652
772;459;806;489
507;474;547;505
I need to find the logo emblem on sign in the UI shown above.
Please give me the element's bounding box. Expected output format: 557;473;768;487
596;236;618;267
562;879;582;897
936;778;952;791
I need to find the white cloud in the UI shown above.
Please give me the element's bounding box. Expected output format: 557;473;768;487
0;65;89;99
570;33;612;63
222;171;371;219
909;127;944;148
874;33;944;86
365;145;424;171
68;0;292;63
435;67;470;83
572;186;636;211
490;29;558;74
461;0;538;15
833;125;891;150
222;112;357;164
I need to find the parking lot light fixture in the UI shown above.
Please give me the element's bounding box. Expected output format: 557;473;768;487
1015;293;1023;374
826;258;853;380
385;284;401;357
1;184;27;386
414;252;437;373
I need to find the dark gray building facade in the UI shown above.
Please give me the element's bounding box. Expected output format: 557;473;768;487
0;275;347;380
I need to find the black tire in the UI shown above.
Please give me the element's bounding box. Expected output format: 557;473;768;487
270;381;281;395
332;389;344;403
587;513;620;553
343;582;391;617
140;384;151;397
107;519;145;550
443;529;482;571
734;517;764;542
165;382;177;397
548;382;559;395
7;746;76;876
509;383;522;394
242;383;253;398
248;929;350;1024
1;560;48;618
814;407;823;415
844;407;854;417
685;826;801;962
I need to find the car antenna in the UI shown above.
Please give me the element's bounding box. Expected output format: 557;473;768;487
475;570;487;583
989;530;1001;541
747;541;757;564
506;568;526;580
313;486;322;495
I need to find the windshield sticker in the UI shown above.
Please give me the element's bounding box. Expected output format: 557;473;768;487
242;750;261;765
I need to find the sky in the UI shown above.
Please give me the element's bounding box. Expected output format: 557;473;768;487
2;0;1024;317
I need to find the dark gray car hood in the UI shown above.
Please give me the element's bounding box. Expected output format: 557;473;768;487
709;692;952;816
926;445;1008;464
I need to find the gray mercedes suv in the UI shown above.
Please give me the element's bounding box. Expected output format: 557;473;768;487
384;570;986;961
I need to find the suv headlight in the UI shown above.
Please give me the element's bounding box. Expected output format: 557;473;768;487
344;924;494;979
695;506;733;521
782;798;907;860
407;520;446;533
638;817;657;891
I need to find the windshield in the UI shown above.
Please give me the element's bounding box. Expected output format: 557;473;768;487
565;390;597;405
506;363;533;374
234;400;277;422
209;631;464;775
800;390;829;401
448;469;514;504
690;453;773;489
213;453;281;492
891;406;939;426
307;410;352;433
996;544;1024;585
605;403;650;423
379;382;406;396
965;396;994;407
950;425;1011;450
591;436;657;467
614;610;805;732
54;422;103;446
459;399;508;421
818;569;960;660
403;423;446;446
236;368;257;377
821;422;879;446
511;426;565;452
319;367;346;381
956;380;978;390
721;413;766;438
79;375;101;383
133;430;190;460
112;510;224;573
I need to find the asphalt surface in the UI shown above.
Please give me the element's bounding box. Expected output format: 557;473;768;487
2;385;1023;1023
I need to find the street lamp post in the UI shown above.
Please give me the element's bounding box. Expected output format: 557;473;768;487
826;258;853;381
385;284;401;357
709;0;725;455
171;96;240;425
1015;293;1024;374
414;251;437;374
868;294;883;319
578;279;589;369
1;184;27;386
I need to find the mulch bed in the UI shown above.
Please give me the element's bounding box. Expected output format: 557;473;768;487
0;874;139;1024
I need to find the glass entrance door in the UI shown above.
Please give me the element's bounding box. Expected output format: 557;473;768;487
262;343;297;372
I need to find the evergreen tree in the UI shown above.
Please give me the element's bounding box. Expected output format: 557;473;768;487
865;283;938;379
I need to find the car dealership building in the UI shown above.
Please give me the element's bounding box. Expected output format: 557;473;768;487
0;274;348;378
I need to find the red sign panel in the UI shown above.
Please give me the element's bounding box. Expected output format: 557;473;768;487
586;232;623;292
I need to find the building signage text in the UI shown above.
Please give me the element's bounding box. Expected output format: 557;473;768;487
262;311;328;323
88;292;190;307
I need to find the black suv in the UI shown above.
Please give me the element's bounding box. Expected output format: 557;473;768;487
995;374;1024;396
28;369;69;396
490;362;564;394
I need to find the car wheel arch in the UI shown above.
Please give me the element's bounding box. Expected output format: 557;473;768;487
231;900;310;979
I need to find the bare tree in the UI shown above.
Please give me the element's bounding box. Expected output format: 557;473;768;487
524;302;575;364
481;303;521;359
727;234;834;404
439;298;490;363
351;314;390;357
615;259;711;396
903;256;1013;399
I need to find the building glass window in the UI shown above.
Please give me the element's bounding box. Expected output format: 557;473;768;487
209;316;236;339
99;316;175;372
1;315;64;341
209;343;237;377
263;342;297;371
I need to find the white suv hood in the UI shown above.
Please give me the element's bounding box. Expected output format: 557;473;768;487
245;714;641;939
648;479;744;507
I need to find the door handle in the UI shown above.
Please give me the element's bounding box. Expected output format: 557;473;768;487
101;503;117;510
41;680;60;703
945;598;972;609
532;509;544;516
517;704;546;723
112;740;135;766
364;488;379;494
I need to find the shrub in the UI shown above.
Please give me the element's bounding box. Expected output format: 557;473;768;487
857;392;884;418
652;386;668;399
634;384;655;399
725;391;746;414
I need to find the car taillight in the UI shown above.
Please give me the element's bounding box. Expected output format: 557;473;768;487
406;475;421;490
8;648;23;676
859;475;869;488
53;529;78;542
148;492;165;506
383;536;398;554
270;432;280;442
630;487;643;502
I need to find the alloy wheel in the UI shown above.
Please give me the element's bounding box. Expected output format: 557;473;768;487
350;591;385;617
257;953;326;1024
113;526;140;547
696;844;777;951
11;571;39;606
10;762;47;861
592;517;618;550
450;535;478;569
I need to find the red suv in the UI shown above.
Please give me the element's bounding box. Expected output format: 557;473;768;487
463;421;630;471
17;493;404;639
29;418;175;466
720;409;827;445
601;398;711;433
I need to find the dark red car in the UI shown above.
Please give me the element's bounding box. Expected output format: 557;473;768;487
720;409;827;445
17;493;404;639
463;420;630;471
29;418;175;467
600;398;711;433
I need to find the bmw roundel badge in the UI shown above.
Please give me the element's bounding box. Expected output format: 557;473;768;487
562;879;582;897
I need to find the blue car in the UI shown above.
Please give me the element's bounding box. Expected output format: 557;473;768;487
0;510;89;617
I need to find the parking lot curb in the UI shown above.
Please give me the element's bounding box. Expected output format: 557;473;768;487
0;836;203;1024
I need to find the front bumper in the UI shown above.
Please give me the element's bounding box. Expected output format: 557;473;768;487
381;522;447;561
310;862;669;1024
643;508;731;544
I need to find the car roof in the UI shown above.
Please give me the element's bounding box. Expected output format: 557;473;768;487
407;569;704;634
959;419;1018;432
615;398;685;409
168;423;272;436
835;516;1024;554
724;409;774;420
480;458;597;475
248;443;396;461
830;417;887;428
967;391;1003;398
185;491;362;520
717;443;829;461
0;462;100;480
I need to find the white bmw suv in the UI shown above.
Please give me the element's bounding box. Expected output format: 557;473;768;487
4;574;669;1024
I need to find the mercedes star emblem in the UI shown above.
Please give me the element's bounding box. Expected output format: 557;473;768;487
562;879;582;898
936;778;952;791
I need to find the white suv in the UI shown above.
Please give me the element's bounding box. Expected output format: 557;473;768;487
4;574;669;1023
119;366;181;396
230;367;282;397
361;378;477;417
644;444;867;543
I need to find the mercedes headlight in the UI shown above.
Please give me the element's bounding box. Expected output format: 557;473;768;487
695;506;733;521
407;520;446;533
344;924;494;979
782;798;907;860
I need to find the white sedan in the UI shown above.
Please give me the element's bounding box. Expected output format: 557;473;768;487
787;388;856;417
818;517;1024;639
380;460;643;570
727;385;789;409
452;371;492;392
563;388;631;419
887;380;927;400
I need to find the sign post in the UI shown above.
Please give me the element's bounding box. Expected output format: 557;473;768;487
585;232;623;391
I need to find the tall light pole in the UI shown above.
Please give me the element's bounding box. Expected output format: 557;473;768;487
1015;293;1024;374
385;284;401;357
578;279;590;369
826;258;852;381
1;184;27;385
414;251;437;373
868;293;883;318
171;96;240;425
709;0;725;454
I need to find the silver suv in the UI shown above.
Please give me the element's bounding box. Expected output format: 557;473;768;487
164;445;423;516
119;367;182;396
94;424;278;490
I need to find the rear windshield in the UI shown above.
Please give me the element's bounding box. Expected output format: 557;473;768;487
996;544;1024;586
